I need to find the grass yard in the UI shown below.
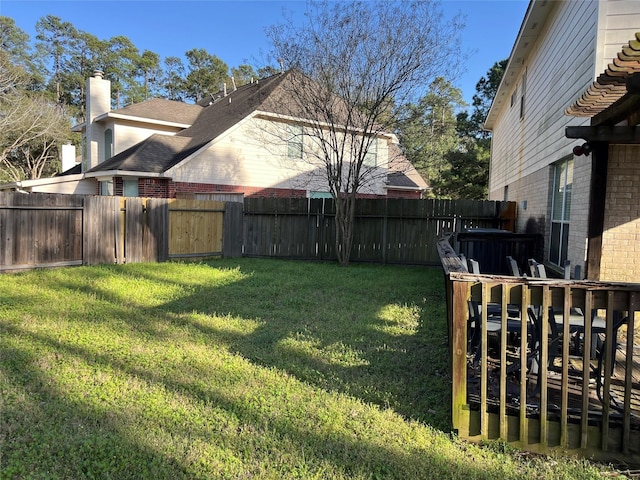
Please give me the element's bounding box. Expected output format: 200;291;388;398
0;258;616;479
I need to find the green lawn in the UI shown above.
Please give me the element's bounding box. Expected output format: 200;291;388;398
0;259;613;479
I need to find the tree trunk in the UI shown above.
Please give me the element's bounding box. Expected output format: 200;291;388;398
334;193;356;266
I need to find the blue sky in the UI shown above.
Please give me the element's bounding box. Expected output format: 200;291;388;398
1;0;529;106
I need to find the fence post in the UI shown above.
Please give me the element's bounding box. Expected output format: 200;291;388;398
381;198;388;264
223;201;243;258
83;196;120;265
144;198;169;262
450;277;468;433
125;198;144;263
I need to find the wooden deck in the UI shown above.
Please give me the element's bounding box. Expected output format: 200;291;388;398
438;235;640;466
467;341;640;427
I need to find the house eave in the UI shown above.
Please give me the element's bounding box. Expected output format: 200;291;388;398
0;173;87;191
384;184;428;192
94;112;192;129
484;0;555;130
84;170;167;179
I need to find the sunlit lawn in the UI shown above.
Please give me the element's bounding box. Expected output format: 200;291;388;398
0;259;611;479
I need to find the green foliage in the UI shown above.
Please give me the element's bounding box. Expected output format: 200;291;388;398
470;59;509;139
0;52;72;181
184;48;230;102
0;16;44;87
12;13;279;113
0;259;613;479
397;77;466;197
396;60;507;199
162;56;187;101
231;64;258;86
438;135;490;199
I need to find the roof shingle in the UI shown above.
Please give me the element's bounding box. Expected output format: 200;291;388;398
113;98;202;125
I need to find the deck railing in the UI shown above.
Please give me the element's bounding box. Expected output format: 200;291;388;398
438;236;640;466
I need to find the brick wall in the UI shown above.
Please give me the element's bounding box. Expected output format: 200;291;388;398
386;189;422;199
138;178;171;198
599;145;640;282
127;178;417;200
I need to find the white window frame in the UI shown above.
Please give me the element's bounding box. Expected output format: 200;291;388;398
519;69;527;120
99;179;114;196
287;124;303;159
549;157;573;267
363;138;378;168
104;128;114;160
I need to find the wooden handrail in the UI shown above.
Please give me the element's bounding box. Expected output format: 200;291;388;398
438;238;640;466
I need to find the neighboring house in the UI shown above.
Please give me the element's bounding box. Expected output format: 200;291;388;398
484;0;640;281
1;70;427;199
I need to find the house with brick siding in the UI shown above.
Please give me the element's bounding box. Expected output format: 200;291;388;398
1;70;427;200
484;0;640;282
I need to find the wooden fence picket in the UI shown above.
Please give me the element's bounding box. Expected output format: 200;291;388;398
0;192;515;270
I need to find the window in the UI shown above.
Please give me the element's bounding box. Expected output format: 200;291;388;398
81;136;88;172
364;139;377;167
287;125;303;159
99;179;114;196
308;191;332;199
104;129;113;160
123;179;138;197
549;158;573;266
519;70;527;119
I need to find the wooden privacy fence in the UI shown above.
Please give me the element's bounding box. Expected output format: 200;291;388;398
0;192;242;270
1;192;514;270
244;197;516;265
438;236;640;466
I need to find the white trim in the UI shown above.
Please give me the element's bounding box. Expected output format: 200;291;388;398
84;170;166;179
484;0;557;130
0;173;86;189
94;112;192;129
383;184;426;192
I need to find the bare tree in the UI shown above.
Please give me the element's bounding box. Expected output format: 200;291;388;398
0;54;71;182
267;0;464;265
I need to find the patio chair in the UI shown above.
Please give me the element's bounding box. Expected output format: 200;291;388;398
528;258;547;278
594;313;629;411
468;258;480;274
506;256;523;276
467;299;523;366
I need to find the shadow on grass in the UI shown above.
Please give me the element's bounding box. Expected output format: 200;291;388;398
156;259;452;428
2;318;491;480
0;259;503;479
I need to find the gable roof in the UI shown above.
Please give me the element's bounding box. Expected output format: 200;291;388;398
87;72;290;175
85;70;427;192
111;98;203;125
72;98;203;132
386;144;429;191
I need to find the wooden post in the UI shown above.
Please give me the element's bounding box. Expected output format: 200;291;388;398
450;278;468;432
223;201;243;258
125;198;144;263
